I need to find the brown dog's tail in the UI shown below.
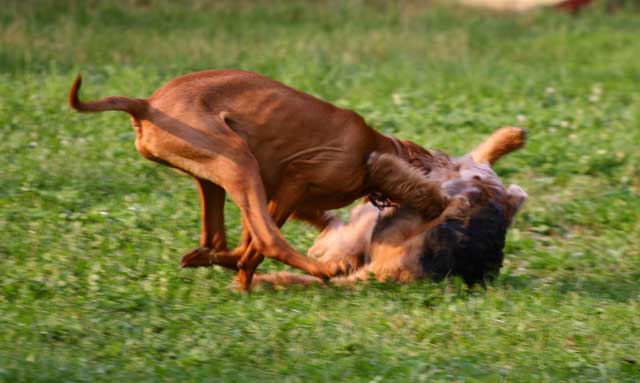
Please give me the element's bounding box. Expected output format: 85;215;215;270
69;75;148;118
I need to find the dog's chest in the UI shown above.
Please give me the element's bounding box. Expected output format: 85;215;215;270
368;233;426;282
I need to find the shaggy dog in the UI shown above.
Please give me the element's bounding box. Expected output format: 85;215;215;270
254;127;527;287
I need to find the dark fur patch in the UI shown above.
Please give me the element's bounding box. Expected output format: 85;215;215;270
419;201;508;285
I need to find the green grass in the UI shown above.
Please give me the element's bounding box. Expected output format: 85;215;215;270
1;1;639;381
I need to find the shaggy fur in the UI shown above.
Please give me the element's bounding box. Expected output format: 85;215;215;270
253;127;527;288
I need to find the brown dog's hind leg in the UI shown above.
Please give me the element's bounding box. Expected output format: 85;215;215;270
181;178;239;269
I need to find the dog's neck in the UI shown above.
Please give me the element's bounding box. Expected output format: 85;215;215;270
375;133;432;166
376;134;409;160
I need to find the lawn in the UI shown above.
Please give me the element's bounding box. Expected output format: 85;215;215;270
1;1;639;381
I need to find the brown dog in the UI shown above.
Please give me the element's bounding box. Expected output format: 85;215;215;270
252;127;527;287
69;69;453;289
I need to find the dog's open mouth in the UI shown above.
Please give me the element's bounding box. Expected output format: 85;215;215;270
368;191;398;210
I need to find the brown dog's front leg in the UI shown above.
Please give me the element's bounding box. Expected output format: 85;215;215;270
164;113;337;289
234;179;296;290
230;216;252;258
233;209;339;280
366;153;449;220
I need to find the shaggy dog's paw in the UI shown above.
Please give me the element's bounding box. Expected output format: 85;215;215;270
309;224;365;276
308;221;346;258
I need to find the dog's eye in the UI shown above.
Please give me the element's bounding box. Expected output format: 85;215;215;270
473;175;482;181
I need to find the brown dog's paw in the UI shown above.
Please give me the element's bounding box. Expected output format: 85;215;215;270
322;259;357;278
180;247;214;268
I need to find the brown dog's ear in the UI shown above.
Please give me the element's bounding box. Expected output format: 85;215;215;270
506;184;527;225
470;126;526;165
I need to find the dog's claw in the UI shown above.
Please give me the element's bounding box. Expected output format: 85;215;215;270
337;260;353;275
319;259;353;278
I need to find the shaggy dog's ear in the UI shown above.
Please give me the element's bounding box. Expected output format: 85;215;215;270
506;184;527;224
471;126;526;165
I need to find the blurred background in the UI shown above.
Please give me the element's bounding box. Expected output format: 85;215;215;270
1;1;639;382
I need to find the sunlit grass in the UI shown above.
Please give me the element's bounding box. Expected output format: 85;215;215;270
1;1;639;381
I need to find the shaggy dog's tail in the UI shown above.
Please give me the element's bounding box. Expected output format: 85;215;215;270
470;126;527;165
